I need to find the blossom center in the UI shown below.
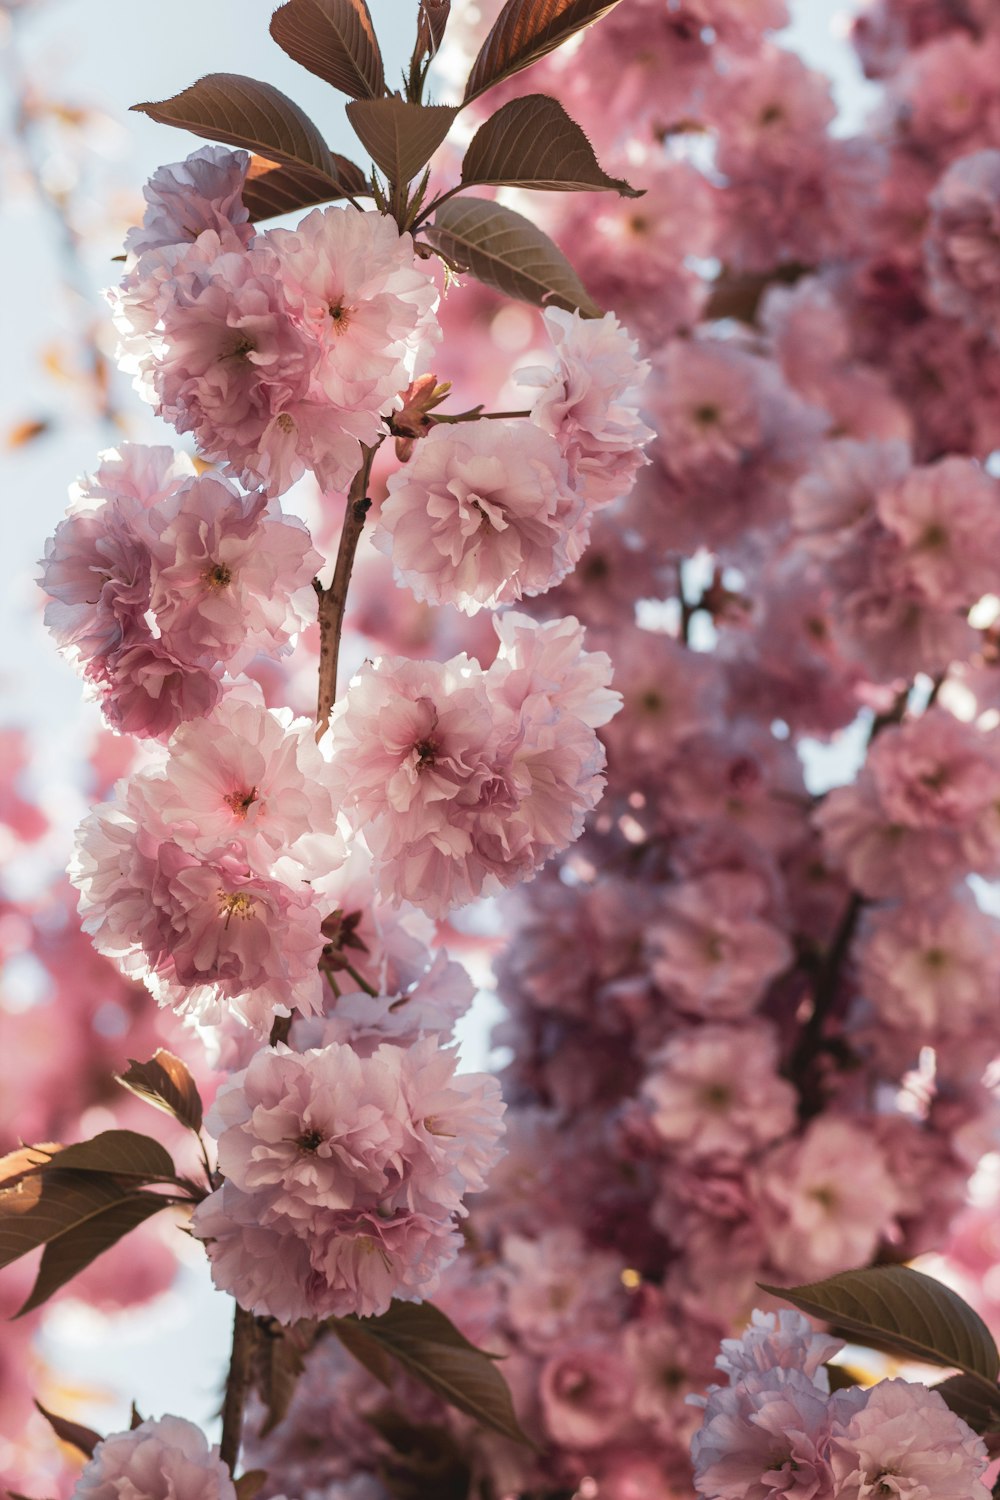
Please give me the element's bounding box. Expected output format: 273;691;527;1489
413;737;438;770
218;890;255;927
222;333;257;362
297;1129;324;1153
223;786;259;818
204;562;232;588
328;302;351;333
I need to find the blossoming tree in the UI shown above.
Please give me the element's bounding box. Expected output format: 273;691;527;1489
6;0;1000;1496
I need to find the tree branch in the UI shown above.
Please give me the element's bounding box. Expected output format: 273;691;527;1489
219;1302;256;1475
315;445;378;736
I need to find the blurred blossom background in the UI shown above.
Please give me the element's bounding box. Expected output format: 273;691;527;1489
0;0;877;1485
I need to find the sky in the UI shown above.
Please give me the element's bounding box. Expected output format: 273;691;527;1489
0;0;871;1448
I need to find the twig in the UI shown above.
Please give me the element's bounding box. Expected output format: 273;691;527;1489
787;892;865;1121
219;1303;256;1475
315;445;378;736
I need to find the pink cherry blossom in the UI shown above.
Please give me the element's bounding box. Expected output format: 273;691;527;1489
755;1117;900;1279
145;473;321;669
372;420;579;612
193;1038;505;1321
130;696;341;880
715;1309;843;1390
72;1415;236;1500
646;872;793;1019
692;1367;836;1500
124;146;252;257
327;616;619;913
518;307;653;509
817;710;1000;899
641;1022;797;1160
858;890;1000;1038
71;786;327;1033
828;1379;990;1500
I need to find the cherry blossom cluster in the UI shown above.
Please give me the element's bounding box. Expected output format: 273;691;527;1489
40;443;319;737
70;696;340;1032
111;147;440;496
691;1309;990;1499
372;309;651;613
229;2;1000;1497
16;0;1000;1490
193;1035;505;1321
327;613;619;914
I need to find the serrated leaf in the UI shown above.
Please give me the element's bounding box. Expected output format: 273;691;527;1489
117;1051;204;1135
762;1266;1000;1388
33;1403;102;1459
129;1403;144;1430
17;1192;169;1316
44;1131;175;1183
417;0;451;60
241;153;368;221
426;196;600;317
270;0;384;100
331;1300;529;1446
461;94;640;196
132;75;341;187
463;0;626;105
346;99;457;187
932;1373;1000;1434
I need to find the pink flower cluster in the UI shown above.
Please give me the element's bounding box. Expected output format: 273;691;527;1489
112;150;440;495
692;1309;990;1500
72;1415;236;1500
793;441;1000;681
327;613;620;914
817;708;1000;900
193;1036;504;1321
70;696;341;1032
40;443;319;737
373;308;650;614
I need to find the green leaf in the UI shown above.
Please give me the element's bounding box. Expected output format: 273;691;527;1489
240;153;368;222
44;1131;175;1183
33;1402;102;1459
117;1051;204;1135
932;1374;1000;1434
16;1191;169;1316
346;99;457;187
461;95;640;196
463;0;626;105
132;75;342;188
331;1300;529;1446
762;1266;1000;1388
270;0;384;100
426;196;600;317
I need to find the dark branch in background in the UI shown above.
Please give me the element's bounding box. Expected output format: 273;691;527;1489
789;684;914;1115
1;14;124;433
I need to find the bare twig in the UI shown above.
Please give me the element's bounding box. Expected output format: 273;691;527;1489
315;445;378;736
